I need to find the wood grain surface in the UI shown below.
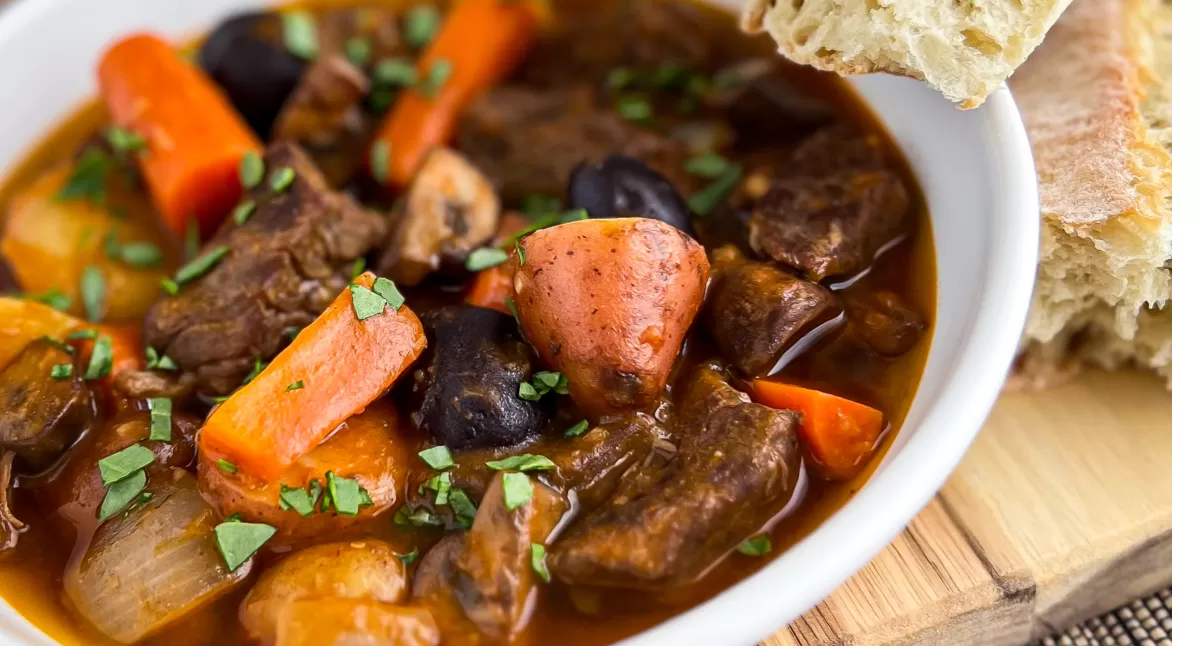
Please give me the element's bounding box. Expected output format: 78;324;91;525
767;370;1172;645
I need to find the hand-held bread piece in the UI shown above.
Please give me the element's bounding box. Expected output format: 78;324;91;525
742;0;1073;108
1010;0;1172;386
512;218;709;414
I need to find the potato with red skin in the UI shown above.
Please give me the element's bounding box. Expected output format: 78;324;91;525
197;400;407;545
512;218;709;413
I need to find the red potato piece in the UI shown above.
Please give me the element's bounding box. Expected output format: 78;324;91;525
512;218;709;413
240;540;408;641
274;599;440;646
197;400;408;545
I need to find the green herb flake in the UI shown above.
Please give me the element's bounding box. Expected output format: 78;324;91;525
214;520;276;571
58;148;111;205
418;446;455;470
370;140;391;184
420;471;453;505
533;371;565;393
97;444;155;486
687;163;744;216
501;472;534;511
558;208;589;223
518;382;540;401
685;152;732;179
285;380;304;392
397;547;420;565
232;200;256;226
280;484;315;516
104;126;145;156
531;543;550;582
218;459;238;474
421;58;453;99
736;535;772;556
149;397;172;441
447;488;477;527
124;491;154;517
184;216;201;260
515;242;527;266
326;472;368;516
145;347;178;372
67;329;98;341
26;289;72;312
373;58;419;88
486;454;556;472
281;11;319;60
521;195;562;220
119;242;163;269
350;283;388;321
41;336;74;356
371;276;405;309
368;86;398;113
239;152;265;189
616;95;653;123
103;229;122;260
606;67;637;91
465;248;509;272
174;246;230;285
564;420;589;438
405;4;440;47
269;167;296;193
98;469;147;521
80;265;106;323
160;279;179;295
283;326;302;342
344;36;371;67
394;506;441;528
351;257;367;278
50;363;73;380
83;335;113;380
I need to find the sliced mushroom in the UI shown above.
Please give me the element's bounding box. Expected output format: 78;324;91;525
380;148;501;286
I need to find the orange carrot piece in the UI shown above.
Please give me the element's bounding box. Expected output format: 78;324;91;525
0;297;83;369
465;259;516;313
373;0;539;186
199;272;426;480
751;380;885;479
98;34;262;239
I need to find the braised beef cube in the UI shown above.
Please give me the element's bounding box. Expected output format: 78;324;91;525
707;59;836;150
749;126;911;281
411;413;660;510
457;86;695;201
143;143;385;397
113;369;197;402
0;338;92;471
549;362;800;589
415;307;549;450
272;55;371;188
378;148;500;286
708;246;839;376
846;290;926;357
568;156;695;236
414;476;566;643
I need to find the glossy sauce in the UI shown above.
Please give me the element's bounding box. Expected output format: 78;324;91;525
0;1;936;644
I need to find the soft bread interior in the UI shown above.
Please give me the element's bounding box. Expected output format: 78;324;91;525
742;0;1073;107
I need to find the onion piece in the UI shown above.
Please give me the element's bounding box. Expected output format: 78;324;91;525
64;470;252;644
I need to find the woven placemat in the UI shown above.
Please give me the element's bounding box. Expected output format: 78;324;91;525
1034;588;1172;646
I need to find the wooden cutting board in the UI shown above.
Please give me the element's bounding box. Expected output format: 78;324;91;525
765;369;1172;646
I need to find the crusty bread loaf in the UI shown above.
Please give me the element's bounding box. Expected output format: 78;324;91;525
1012;0;1172;387
741;0;1073;107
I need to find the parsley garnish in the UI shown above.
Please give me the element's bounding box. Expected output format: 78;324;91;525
421;58;453;99
214;520;276;570
370;140;391;184
80;265;106;323
372;276;404;309
217;459;238;474
269;167;296;193
239;152;265;189
531;543;550;582
281;11;319;60
232;200;256;226
50;363;73;380
173;246;229;285
519;371;568;401
285;380;304;392
344;36;370;67
397;547;420;565
83;335;113;380
58;148;111;205
405;4;440;47
465;248;509;272
104;126;145;156
616;95;653;123
24;289;71;312
501;472;533;511
98;445;155;486
149;398;172;441
685;152;733;178
373;58;419;87
687;163;744;216
486;454;556;472
418;446;455;470
98;469;147;521
737;535;772;556
564;420;590;438
350;283;388;320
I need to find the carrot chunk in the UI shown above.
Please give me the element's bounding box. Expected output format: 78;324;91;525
751;380;885;479
97;34;261;239
198;272;426;480
373;0;539;186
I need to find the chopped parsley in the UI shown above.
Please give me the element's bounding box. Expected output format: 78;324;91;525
394;506;441;528
97;444;155;486
50;363;73;380
239;152;265;189
149;398;172;441
58;148;111;205
217;459;238;474
397;547;420;565
214;520;276;570
104;126;145;156
515;242;527;266
372;276;404;309
41;336;74;356
421;58;453;99
405;4;440;47
558;208;589;223
98;469;147;521
563;420;590;438
418;445;455;470
616;95;653;123
519;371;568;401
370;140;391;184
83;335;113;380
145;347;178;371
117;242;163;269
420;471;453;505
350;283;388;320
285;380;304;392
465;248;509;272
279;481;320;516
184;217;201;260
269;167;296;193
687;163;744;216
344;36;371;67
326;472;371;516
25;289;71;312
243;358;266;385
447;488;477;526
501;472;533;511
607;67;638;90
486;454;556;472
685;152;733;179
281;11;319;60
67;329;98;341
351;257;367;278
160;278;180;295
737;535;772;556
232;200;256;226
173;246;230;285
373;58;419;88
79;265;106;322
531;543;550;582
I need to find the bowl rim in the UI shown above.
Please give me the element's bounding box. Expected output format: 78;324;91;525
0;0;1041;644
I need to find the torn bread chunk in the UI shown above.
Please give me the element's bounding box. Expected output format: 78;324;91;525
1011;0;1171;387
742;0;1073;108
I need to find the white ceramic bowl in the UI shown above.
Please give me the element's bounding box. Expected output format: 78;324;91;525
0;0;1040;644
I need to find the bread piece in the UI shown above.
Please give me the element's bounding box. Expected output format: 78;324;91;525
742;0;1073;107
1013;0;1171;385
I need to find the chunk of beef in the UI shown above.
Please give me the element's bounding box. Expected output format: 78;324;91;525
113;369;197;401
0;338;93;471
567;155;696;236
142;143;385;397
410;413;660;509
272;54;371;187
706;59;836;151
414;476;566;643
708;246;840;376
549;362;800;589
846;290;926;357
458;86;695;201
415;307;549;450
378;148;500;286
749;126;911;281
